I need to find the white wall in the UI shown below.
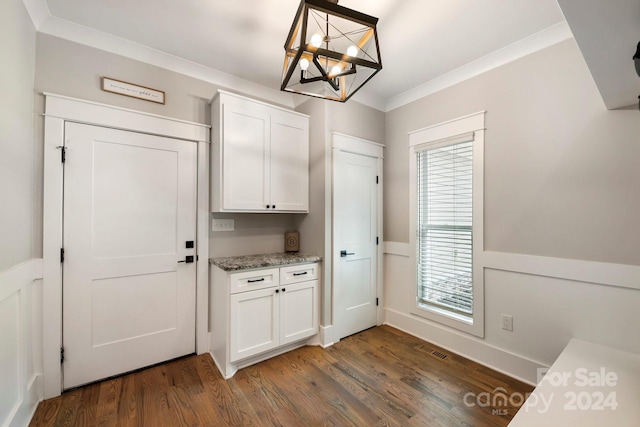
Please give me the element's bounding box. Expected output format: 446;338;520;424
26;2;639;407
383;39;640;384
0;0;36;271
295;98;328;323
295;98;385;329
209;214;296;258
0;1;42;425
33;34;301;263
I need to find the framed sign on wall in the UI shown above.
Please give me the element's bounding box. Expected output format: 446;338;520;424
101;77;165;104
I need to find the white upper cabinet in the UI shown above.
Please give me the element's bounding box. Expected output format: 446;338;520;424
211;91;309;213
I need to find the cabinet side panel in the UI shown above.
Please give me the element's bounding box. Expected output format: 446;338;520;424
211;97;222;212
210;266;229;372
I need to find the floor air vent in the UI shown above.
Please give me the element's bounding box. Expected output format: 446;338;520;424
430;350;449;360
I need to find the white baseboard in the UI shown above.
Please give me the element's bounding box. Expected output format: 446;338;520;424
385;308;544;385
208;352;237;380
7;374;42;427
210;340;311;379
319;325;335;348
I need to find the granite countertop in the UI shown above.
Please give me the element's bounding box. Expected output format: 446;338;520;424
210;252;322;272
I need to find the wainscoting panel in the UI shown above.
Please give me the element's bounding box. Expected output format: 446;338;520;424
383;242;640;385
0;260;43;427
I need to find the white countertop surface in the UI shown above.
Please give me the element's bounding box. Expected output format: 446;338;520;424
509;338;640;426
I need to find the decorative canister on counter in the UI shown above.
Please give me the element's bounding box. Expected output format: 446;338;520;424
285;231;300;252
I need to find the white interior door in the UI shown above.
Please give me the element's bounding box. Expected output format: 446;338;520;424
333;149;378;340
62;122;197;389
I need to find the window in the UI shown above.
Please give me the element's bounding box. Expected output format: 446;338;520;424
417;140;473;315
409;112;484;337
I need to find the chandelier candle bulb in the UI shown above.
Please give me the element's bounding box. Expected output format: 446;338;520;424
281;0;382;102
311;33;323;48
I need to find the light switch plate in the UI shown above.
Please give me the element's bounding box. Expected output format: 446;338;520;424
212;218;234;232
501;314;513;331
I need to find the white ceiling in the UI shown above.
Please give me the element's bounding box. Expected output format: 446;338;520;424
27;0;637;111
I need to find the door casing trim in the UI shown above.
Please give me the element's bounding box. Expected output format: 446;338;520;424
330;132;384;342
42;93;210;398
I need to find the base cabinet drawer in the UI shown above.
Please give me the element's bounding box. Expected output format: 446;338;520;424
280;263;319;285
230;268;279;294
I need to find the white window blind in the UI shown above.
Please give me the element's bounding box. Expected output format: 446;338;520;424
417;139;473;315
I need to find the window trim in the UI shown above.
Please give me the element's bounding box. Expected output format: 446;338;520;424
409;111;485;337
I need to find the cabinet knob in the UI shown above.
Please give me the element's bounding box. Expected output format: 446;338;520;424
272;205;276;209
266;204;270;209
282;288;286;292
275;289;279;293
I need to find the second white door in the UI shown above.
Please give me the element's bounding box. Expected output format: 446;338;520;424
333;149;379;340
62;123;197;389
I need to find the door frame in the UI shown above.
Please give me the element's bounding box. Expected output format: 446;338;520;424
42;93;210;398
331;132;384;342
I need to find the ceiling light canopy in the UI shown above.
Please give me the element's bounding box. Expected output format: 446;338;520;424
281;0;382;102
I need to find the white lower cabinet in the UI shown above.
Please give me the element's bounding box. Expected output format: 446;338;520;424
210;263;319;378
230;287;279;362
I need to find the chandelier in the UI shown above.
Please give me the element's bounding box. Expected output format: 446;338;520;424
281;0;382;102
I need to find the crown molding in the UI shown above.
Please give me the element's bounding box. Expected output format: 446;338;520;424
384;21;574;112
34;14;296;108
351;89;386;112
21;0;50;29
23;0;572;114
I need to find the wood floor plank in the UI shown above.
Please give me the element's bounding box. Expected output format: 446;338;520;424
278;350;382;426
30;326;533;427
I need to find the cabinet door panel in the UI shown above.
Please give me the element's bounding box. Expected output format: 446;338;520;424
279;280;318;346
270;111;309;212
222;103;270;210
230;287;279;362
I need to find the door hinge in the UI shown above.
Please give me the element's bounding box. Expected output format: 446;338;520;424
60;248;64;263
57;146;66;163
376;298;379;306
376;175;379;184
60;347;65;363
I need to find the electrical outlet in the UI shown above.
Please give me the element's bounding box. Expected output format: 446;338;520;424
212;218;234;232
501;314;513;331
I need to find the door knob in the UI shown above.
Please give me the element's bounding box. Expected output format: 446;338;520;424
340;250;355;257
178;255;194;264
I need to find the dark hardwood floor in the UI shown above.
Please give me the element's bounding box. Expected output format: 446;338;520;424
30;325;533;426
